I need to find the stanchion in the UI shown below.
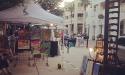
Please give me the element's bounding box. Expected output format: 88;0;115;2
46;54;49;66
86;37;89;48
67;41;70;53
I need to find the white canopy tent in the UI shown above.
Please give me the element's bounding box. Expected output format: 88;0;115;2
0;0;64;25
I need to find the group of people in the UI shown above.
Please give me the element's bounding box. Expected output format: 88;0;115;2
64;33;88;47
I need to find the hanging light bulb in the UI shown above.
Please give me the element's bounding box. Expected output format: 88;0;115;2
50;24;54;27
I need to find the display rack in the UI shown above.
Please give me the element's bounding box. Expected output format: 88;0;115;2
90;0;123;75
88;0;123;75
103;0;120;75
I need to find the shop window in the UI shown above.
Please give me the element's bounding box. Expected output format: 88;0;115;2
78;3;83;7
65;16;68;19
78;13;83;17
71;14;74;18
94;5;96;12
65;25;68;28
71;24;74;32
100;2;105;9
77;23;83;34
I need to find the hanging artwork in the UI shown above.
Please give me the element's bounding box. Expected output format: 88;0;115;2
31;39;41;54
31;39;40;50
18;40;30;49
54;29;60;38
31;26;41;39
18;29;30;39
40;41;51;55
41;29;51;41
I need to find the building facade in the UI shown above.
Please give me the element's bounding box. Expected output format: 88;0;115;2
63;0;86;35
63;0;125;40
88;1;125;40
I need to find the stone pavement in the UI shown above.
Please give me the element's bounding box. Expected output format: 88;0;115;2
9;40;96;75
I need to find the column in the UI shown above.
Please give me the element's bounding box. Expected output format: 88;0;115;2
74;0;78;34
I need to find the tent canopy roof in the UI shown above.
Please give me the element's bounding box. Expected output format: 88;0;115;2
0;0;64;25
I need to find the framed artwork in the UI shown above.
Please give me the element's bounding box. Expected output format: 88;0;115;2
40;41;50;54
18;29;30;39
96;40;103;48
31;39;40;51
18;40;30;49
41;29;51;41
31;26;41;39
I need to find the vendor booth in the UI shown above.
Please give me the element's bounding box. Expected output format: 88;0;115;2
0;0;64;53
0;0;64;72
0;0;63;25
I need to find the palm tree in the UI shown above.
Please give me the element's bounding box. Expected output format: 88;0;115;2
37;0;63;16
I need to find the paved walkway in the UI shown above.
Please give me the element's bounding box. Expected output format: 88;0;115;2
9;41;96;75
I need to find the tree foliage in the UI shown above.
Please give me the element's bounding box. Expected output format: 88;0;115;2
0;0;24;11
0;0;63;16
37;0;63;16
